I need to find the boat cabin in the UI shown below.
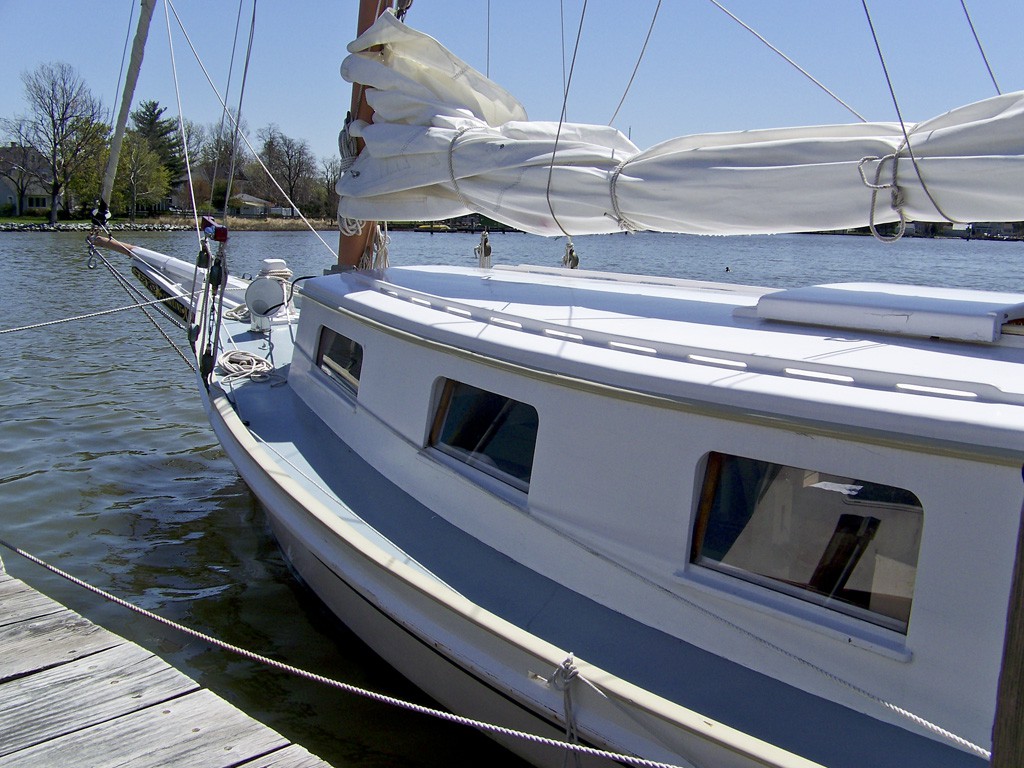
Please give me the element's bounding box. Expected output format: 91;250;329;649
286;263;1024;760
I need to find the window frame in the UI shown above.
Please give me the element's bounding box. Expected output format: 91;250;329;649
316;326;363;395
428;378;539;493
690;451;923;634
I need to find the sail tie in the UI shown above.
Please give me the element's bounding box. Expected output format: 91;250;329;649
609;159;642;233
858;153;907;243
447;125;476;215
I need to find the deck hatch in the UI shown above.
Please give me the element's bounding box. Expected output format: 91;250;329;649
754;282;1024;342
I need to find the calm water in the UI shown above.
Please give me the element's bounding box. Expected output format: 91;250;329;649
1;228;1021;765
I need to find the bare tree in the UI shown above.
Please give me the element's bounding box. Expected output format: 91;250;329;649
173;118;207;212
257;124;316;216
319;155;342;219
180;118;207;169
20;62;108;224
116;132;170;223
200;111;249;210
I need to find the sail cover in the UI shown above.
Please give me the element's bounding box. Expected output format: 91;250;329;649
337;11;1024;236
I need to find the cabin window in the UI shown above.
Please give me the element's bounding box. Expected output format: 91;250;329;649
317;327;363;394
691;452;923;633
429;379;538;492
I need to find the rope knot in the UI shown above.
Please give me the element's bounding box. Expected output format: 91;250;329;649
858;154;907;243
550;655;579;691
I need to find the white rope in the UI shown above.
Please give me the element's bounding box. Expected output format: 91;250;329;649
0;538;688;768
447;125;475;214
217;349;276;384
550;655;583;768
860;0;962;233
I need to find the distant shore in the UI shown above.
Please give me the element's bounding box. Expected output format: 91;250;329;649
0;217;334;233
2;218;1020;241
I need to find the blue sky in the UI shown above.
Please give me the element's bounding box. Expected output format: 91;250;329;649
1;1;1021;162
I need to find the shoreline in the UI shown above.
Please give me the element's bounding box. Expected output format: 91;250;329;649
0;218;333;233
2;219;1020;242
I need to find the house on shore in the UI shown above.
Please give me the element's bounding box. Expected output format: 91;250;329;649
0;143;56;216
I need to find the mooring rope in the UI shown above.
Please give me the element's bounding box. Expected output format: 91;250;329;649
0;295;185;335
0;538;688;768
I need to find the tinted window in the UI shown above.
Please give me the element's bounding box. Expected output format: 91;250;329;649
317;327;363;393
430;380;538;491
692;452;923;632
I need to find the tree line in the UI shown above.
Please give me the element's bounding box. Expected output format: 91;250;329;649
0;62;341;224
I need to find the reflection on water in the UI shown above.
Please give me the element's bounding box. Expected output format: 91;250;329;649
0;228;1020;765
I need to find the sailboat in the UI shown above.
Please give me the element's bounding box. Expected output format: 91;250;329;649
91;2;1024;766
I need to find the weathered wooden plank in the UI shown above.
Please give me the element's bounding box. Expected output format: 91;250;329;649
0;642;199;757
1;688;290;768
0;608;121;680
0;576;66;627
239;744;337;768
0;567;333;767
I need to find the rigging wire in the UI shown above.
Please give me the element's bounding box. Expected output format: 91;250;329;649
111;0;137;122
558;1;568;100
608;0;661;128
705;0;866;123
208;0;248;207
163;0;337;260
222;0;258;213
163;0;202;243
960;0;1001;95
545;0;589;245
859;0;960;226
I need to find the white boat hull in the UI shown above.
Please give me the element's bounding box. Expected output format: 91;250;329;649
198;375;825;768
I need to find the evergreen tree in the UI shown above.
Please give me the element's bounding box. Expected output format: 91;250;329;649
130;100;185;181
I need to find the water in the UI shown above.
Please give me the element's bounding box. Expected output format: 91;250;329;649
0;228;1020;765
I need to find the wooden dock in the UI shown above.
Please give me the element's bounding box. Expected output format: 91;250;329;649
0;556;333;767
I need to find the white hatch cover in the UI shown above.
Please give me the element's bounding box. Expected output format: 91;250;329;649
752;282;1024;342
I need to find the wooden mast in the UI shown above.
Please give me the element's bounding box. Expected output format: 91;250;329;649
101;0;157;212
337;0;395;268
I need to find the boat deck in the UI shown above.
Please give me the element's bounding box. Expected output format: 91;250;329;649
0;556;332;768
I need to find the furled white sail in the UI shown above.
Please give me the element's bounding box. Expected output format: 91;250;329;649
337;11;1024;236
